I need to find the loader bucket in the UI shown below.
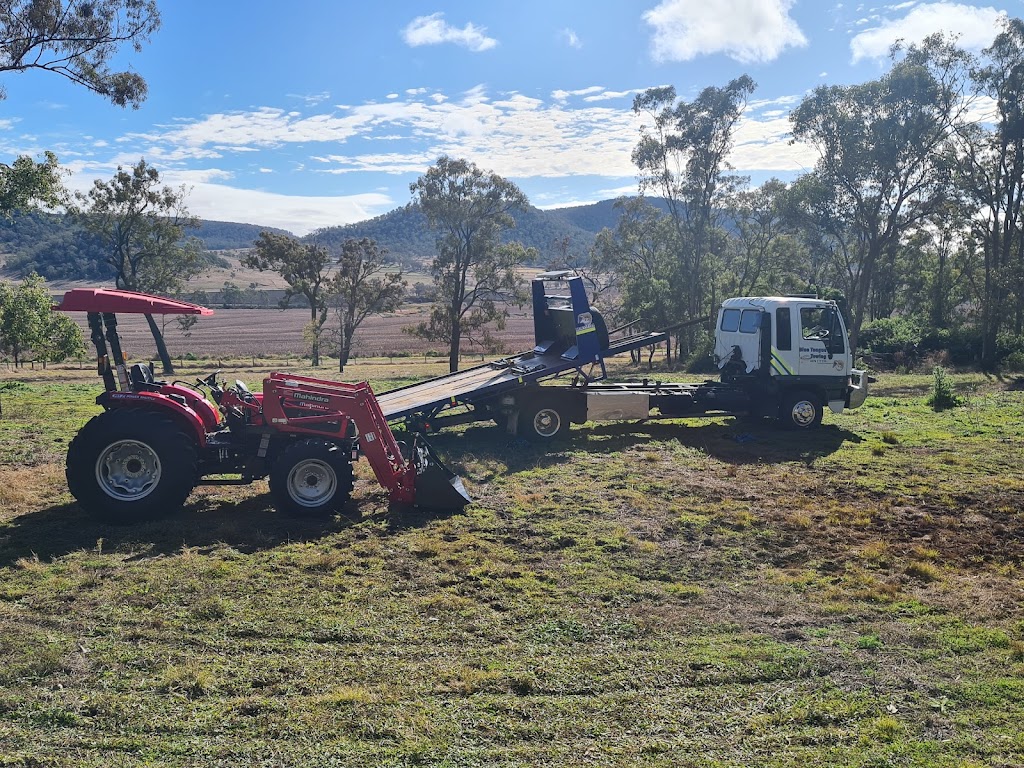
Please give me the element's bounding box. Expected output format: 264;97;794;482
411;436;472;509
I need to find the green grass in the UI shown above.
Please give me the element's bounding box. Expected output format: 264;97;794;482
0;364;1022;766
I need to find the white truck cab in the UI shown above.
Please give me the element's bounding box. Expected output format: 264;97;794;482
713;296;869;426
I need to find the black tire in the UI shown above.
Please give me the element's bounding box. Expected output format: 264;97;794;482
779;390;823;430
518;400;569;442
66;408;199;524
269;439;354;517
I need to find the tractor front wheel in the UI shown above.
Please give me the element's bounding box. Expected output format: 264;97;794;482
66;409;199;523
269;439;354;517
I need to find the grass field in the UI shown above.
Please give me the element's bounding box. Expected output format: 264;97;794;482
0;361;1022;767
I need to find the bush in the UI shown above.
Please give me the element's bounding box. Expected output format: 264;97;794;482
925;366;962;411
859;317;921;355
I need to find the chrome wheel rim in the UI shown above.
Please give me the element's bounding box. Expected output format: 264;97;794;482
532;408;561;438
287;459;337;507
791;400;816;427
96;439;162;501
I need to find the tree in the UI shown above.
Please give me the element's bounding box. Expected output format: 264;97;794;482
326;238;405;373
593;197;679;365
78;159;202;373
0;152;64;217
242;232;336;367
790;34;972;352
0;273;83;367
953;17;1024;368
631;76;756;355
721;179;805;297
0;0;160;108
409;156;531;372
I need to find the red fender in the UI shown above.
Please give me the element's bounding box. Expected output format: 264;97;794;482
158;383;223;431
97;391;208;447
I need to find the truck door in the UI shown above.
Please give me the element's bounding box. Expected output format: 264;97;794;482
797;305;847;378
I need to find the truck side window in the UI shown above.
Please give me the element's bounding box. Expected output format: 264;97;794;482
721;309;740;332
776;308;791;350
801;307;830;341
739;310;761;333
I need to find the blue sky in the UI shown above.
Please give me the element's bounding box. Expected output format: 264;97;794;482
1;0;1015;234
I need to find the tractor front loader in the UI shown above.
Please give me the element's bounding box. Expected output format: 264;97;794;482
56;288;470;523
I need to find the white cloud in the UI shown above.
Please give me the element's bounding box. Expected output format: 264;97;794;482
180;184;393;235
850;3;1006;62
643;0;808;64
401;13;497;52
560;28;582;49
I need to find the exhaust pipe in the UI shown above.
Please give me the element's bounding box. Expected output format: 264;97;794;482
410;434;472;509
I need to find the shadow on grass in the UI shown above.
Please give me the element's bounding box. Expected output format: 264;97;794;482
1;420;859;566
426;418;860;473
0;491;371;568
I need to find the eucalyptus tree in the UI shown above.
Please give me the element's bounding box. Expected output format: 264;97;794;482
720;178;804;297
79;159;201;373
631;75;756;354
1;1;160;217
592;197;681;365
952;17;1024;367
243;233;336;367
0;0;160;107
790;34;972;351
329;237;406;373
409;156;531;372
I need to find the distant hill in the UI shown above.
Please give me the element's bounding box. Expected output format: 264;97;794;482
1;197;661;283
304;199;648;267
192;220;292;251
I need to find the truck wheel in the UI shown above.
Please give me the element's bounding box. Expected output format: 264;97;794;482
269;439;354;517
66;409;198;524
519;401;569;442
780;390;823;430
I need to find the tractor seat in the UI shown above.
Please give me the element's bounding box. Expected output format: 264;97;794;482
129;363;162;392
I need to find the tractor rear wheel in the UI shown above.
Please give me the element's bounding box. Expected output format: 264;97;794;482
66;408;199;523
269;439;354;517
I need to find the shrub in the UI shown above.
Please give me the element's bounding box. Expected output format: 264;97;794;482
925;366;962;411
859;317;920;355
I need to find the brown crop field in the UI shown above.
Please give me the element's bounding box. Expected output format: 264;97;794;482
67;306;539;362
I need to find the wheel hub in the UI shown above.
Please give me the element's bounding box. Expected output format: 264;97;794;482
791;400;816;426
287;459;336;507
533;408;561;437
96;440;161;500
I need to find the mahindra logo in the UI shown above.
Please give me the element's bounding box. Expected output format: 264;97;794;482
291;391;330;404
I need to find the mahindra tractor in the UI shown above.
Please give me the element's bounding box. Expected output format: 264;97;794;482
56;289;471;523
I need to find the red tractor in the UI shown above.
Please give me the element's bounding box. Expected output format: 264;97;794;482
56;288;471;523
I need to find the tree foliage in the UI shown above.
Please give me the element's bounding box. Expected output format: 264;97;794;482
78;158;201;373
789;34;971;351
409;156;532;372
0;273;83;367
631;76;756;356
325;238;405;372
0;152;64;217
243;232;337;366
0;0;160;108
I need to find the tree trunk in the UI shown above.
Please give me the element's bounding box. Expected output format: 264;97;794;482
310;307;320;367
448;323;461;373
338;322;353;373
448;300;462;373
144;313;175;374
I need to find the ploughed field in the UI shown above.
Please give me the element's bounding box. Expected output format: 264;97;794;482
0;364;1022;767
68;306;538;360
